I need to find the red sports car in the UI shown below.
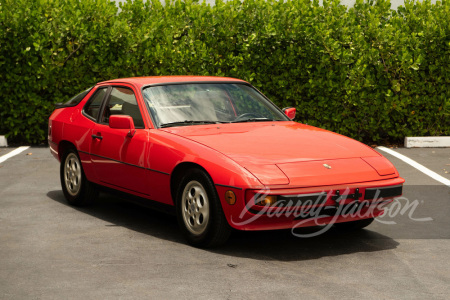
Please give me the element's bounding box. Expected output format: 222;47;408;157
49;76;404;247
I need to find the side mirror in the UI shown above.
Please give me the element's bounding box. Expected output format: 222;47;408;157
283;107;296;120
109;115;136;137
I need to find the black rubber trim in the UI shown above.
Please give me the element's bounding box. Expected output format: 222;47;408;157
278;192;328;207
248;187;398;216
78;150;170;175
147;168;171;176
214;183;243;190
293;203;362;220
247;192;328;215
364;185;403;200
253;201;389;219
55;103;77;109
90;152;146;170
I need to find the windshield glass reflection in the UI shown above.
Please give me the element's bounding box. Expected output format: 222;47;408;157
143;83;288;128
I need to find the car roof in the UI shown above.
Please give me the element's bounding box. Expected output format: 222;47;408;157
97;76;247;88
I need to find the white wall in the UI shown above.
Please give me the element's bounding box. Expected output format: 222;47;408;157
113;0;437;10
336;0;436;9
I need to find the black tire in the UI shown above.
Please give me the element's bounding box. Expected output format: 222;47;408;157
176;168;231;248
333;218;374;231
60;148;98;206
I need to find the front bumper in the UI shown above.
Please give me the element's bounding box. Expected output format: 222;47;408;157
217;177;405;231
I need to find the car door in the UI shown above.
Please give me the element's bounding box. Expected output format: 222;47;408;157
89;85;150;196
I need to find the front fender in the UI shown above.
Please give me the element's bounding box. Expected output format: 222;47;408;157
144;129;263;209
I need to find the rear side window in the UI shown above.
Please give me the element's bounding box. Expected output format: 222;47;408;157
64;87;93;106
84;88;107;120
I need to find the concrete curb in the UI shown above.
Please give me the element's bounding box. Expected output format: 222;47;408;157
0;136;7;147
405;136;450;148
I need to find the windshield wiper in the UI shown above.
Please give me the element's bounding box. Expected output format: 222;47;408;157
231;117;274;123
159;120;219;128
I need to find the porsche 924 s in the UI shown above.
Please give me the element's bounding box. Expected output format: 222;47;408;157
48;76;404;247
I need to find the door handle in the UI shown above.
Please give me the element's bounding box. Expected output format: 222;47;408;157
91;134;103;140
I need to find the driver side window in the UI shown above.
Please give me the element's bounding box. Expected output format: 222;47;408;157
100;87;145;128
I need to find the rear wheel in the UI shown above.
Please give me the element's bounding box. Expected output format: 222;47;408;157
176;169;231;248
333;218;374;231
60;148;98;206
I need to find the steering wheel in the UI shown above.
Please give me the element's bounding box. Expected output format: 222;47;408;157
233;113;264;122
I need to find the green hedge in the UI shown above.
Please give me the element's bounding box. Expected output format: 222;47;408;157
0;0;448;144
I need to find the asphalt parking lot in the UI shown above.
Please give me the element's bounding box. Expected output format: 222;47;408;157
0;146;449;299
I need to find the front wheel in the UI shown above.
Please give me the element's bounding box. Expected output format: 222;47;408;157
333;218;374;231
176;169;231;248
60;148;98;206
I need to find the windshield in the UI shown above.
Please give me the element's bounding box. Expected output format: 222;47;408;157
143;83;288;128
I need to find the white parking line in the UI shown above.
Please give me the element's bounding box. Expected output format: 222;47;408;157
377;146;450;188
0;146;30;164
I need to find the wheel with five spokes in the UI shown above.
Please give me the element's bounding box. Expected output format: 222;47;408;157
60;148;98;206
176;168;231;247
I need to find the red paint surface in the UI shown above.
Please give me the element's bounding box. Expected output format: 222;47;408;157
49;76;405;231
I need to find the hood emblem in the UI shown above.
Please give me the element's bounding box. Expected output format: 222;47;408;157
323;164;332;169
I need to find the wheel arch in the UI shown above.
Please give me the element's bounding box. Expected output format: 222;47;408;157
170;162;211;205
58;140;76;161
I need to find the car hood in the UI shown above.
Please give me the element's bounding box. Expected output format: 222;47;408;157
162;121;397;186
162;122;378;163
